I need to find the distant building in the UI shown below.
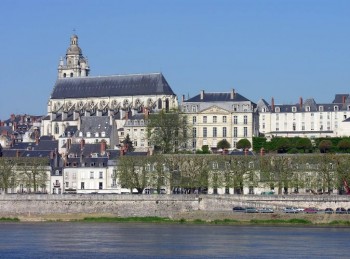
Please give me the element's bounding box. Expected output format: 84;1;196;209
182;89;258;150
41;34;178;152
257;95;350;138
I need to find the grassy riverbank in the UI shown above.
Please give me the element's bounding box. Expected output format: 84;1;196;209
78;216;350;226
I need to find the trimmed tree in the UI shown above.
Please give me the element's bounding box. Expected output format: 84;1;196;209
319;140;332;153
236;139;251;150
217;139;231;150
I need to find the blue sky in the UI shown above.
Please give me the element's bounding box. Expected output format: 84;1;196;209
1;0;349;120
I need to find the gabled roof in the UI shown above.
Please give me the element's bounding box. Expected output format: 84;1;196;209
50;73;175;99
185;92;253;103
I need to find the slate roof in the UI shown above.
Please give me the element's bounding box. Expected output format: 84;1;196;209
75;117;112;137
185;92;253;103
2;149;52;158
50;73;175;99
9;139;58;151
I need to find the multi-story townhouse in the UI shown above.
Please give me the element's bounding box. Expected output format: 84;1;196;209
182;89;258;150
257;94;350;138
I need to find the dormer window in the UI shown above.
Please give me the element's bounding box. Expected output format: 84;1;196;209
101;131;106;137
319;106;324;112
292;107;296;112
275;107;280;113
79;132;83;137
86;132;91;137
262;108;266;112
140;120;144;126
306;106;310;112
95;132;99;137
334;106;339;111
192;105;197;112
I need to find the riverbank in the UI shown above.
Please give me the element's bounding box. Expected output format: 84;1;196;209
8;211;350;226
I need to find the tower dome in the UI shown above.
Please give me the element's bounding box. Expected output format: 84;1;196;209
66;34;82;55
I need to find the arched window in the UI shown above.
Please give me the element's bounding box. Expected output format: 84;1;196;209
63;73;66;78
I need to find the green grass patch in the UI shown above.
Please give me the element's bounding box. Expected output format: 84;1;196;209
81;216;172;223
0;217;20;222
329;220;350;225
250;218;311;224
192;219;206;224
212;219;240;224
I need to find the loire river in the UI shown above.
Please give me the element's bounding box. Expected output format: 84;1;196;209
0;222;349;258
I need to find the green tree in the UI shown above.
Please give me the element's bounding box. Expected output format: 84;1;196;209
236;139;251;150
295;138;312;153
319;140;332;153
122;134;135;152
147;109;192;153
217;139;231;150
337;139;350;153
275;138;291;153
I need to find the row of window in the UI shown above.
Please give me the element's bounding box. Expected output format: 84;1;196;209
193;127;248;138
263;105;350;113
192;115;249;124
183;104;251;113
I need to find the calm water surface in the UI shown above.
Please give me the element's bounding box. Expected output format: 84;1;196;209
0;222;349;258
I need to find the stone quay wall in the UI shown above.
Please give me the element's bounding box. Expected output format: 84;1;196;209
0;194;349;218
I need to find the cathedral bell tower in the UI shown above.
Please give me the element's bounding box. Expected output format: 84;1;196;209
58;34;90;78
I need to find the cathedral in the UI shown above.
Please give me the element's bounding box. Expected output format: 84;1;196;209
41;34;178;150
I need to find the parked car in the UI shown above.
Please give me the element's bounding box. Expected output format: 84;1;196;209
232;206;245;212
259;207;274;213
283;207;299;213
245;207;259;213
304;207;318;214
324;208;334;214
335;207;347;214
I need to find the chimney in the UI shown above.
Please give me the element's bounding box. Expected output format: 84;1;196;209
20;116;24;124
230;89;236;100
299;97;303;109
13;122;17;131
67;138;72;150
125;111;129;121
80;139;85;150
271;97;275;111
260;147;265;156
100;140;106;155
16;150;20;158
181;95;185;103
10;114;15;121
342;96;346;104
200;90;205;100
144;107;149;120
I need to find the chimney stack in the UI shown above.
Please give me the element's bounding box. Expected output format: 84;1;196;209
271;97;275;111
182;95;185;103
100;140;106;155
200;90;205;100
144;107;149;120
299;97;303;109
67;138;72;151
80;139;85;150
342;96;346;104
230;89;236;100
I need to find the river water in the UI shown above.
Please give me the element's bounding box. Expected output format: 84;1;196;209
0;222;349;258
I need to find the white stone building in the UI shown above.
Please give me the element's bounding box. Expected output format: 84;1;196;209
182;89;258;150
257;95;350;138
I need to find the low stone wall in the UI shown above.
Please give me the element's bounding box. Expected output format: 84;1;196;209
0;194;349;219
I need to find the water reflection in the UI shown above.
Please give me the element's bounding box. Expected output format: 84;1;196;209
0;223;349;258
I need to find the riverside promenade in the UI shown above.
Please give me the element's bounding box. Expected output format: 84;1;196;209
0;194;350;222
